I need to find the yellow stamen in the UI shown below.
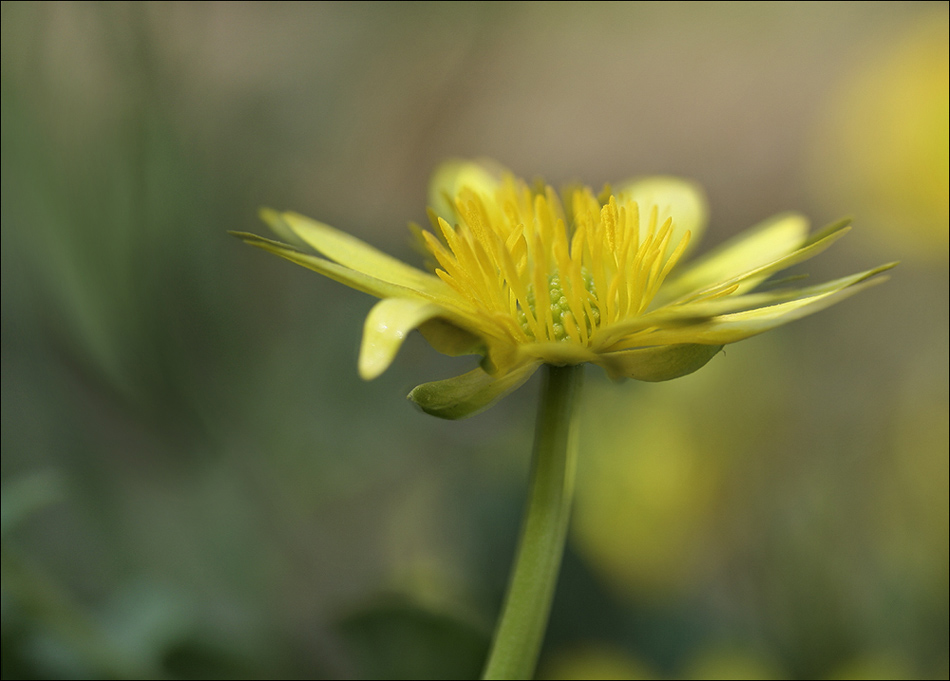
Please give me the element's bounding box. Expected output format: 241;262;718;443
422;174;688;349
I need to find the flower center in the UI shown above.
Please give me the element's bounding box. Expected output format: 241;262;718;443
517;271;601;341
419;174;691;353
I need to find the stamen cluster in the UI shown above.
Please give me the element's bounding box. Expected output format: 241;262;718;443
420;177;690;352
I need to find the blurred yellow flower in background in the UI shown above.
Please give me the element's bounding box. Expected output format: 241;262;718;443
808;13;949;260
233;160;892;418
572;383;716;599
541;644;659;680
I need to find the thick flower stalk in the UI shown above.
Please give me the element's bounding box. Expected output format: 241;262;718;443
232;160;893;419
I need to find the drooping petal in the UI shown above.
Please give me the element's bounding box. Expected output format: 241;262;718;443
657;213;811;302
232;231;433;300
597;343;724;382
261;209;447;296
358;298;450;380
408;362;542;420
615;176;708;258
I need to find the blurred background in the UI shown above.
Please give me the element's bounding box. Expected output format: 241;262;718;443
2;2;947;679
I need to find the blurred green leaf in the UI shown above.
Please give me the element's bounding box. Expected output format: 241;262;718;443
337;596;489;680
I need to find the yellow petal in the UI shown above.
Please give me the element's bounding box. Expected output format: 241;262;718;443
630;265;885;323
625;264;894;346
659;213;811;302
359;298;446;380
256;209;310;250
593;308;715;350
408;362;541;420
262;209;447;296
231;231;431;300
615;176;708;258
671;218;855;304
426;159;504;223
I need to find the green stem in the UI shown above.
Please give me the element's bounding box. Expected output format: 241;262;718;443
482;364;584;680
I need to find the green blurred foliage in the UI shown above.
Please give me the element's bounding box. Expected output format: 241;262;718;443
2;2;946;679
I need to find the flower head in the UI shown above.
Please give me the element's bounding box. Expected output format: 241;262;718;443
233;160;893;418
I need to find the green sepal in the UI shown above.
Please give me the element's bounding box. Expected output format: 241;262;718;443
598;343;723;382
408;362;541;420
417;318;485;358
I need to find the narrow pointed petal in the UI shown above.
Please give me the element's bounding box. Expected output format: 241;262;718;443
659;213;811;302
661;261;897;318
256;209;310;250
261;209;446;295
408;362;541;420
616;177;708;257
231;231;430;300
359;298;446;380
664;218;856;307
598;343;724;382
626;264;894;346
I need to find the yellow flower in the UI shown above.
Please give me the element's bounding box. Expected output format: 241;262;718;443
232;160;893;419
